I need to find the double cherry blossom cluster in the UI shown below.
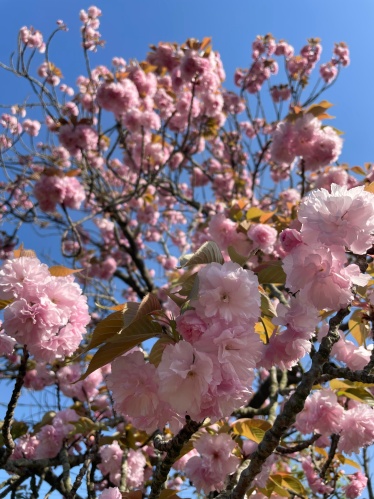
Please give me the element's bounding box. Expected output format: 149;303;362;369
108;261;263;432
0;255;90;361
270;113;343;171
263;183;374;372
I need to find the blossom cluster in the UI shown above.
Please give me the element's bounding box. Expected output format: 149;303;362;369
11;408;80;460
109;261;262;426
296;388;374;457
33;174;86;212
263;183;373;373
0;255;90;361
270;113;343;171
98;441;146;488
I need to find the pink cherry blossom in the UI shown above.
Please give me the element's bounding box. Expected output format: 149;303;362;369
59;124;98;156
298;183;374;254
22;119;41;137
209;214;251;256
98;488;122;499
344;472;368;499
24;363;55;390
108;351;174;432
98;442;123;485
57;364;102;402
295;389;344;435
331;332;371;370
98;443;146;488
19;26;45;52
283;243;368;310
11;434;39;460
279;228;303;253
34;175;67;212
338;404;374;454
35;424;64;459
96;80;140;115
269;121;296;165
302;126;343;170
194;262;260;324
248;223;278;254
0;330;16;355
175;310;207;344
185;433;239;493
302;457;333;495
157;342;214;420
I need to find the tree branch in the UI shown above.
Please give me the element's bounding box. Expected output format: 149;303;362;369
217;306;350;499
0;346;29;466
150;416;201;499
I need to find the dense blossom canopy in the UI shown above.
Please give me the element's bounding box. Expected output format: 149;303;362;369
0;6;373;499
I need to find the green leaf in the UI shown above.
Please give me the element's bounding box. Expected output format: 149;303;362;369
178;273;198;297
0;421;28;447
122;302;140;328
364;181;374;194
33;411;56;433
158;490;181;499
260;291;278;318
348;309;369;346
0;299;13;310
136;293;161;319
188;274;200;302
264;475;290;497
279;474;307;496
165;292;186;307
228;246;248;266
67;417;106;437
338;387;374;406
261;316;277;339
246;207;265;220
256;261;286;285
149;336;175;366
351;166;366;176
81;315;162;379
231;418;272;443
84;310;126;352
306;100;333;118
175;427;207;461
121;492;143;499
181;241;224;268
179;253;194;267
330;379;374;390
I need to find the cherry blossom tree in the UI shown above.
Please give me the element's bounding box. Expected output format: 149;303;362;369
0;6;374;499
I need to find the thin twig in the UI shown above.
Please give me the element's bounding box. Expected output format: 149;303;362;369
0;346;29;466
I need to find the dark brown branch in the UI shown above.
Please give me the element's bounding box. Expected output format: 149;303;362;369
276;433;321;454
319;433;340;479
43;470;84;499
66;454;92;499
150;416;201;499
3;453;86;474
363;447;374;499
217;306;350;499
321;364;374;384
0;346;29;466
115;216;155;293
0;474;29;499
